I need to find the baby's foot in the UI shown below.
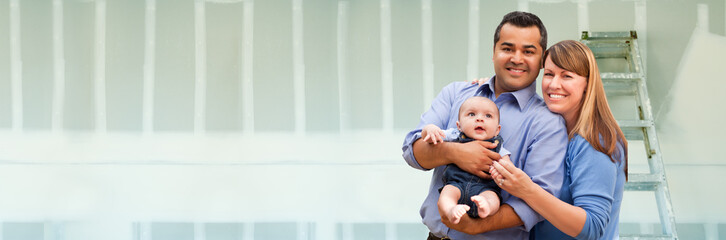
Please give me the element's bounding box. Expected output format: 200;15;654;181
447;204;470;224
471;195;499;218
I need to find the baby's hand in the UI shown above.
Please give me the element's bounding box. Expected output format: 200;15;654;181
421;124;446;144
470;77;489;86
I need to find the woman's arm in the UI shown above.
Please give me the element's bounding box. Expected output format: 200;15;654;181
491;158;586;237
492;146;619;240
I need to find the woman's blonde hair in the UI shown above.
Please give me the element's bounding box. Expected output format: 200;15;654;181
544;40;628;177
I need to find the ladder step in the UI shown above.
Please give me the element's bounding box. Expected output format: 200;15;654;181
617;120;653;141
620;234;676;240
586;42;631;58
601;72;642;80
622;129;644;141
602;76;638;96
584;41;630;47
604;85;637;96
605;88;637;97
625;173;664;191
582;31;637;40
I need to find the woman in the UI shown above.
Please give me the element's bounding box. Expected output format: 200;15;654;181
490;40;628;240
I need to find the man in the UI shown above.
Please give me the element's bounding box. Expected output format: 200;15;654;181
402;11;568;240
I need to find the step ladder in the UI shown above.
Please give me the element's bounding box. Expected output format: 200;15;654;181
580;31;678;240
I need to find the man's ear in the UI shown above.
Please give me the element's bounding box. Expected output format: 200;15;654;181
492;45;498;61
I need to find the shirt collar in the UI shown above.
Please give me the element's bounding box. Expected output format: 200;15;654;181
476;75;536;111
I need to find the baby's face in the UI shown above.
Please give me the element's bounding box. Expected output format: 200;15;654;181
457;98;500;141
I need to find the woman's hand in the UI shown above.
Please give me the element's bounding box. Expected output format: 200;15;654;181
490;156;538;198
470;77;489;86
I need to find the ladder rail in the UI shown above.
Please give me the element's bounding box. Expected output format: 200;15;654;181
629;34;678;237
644;124;678;236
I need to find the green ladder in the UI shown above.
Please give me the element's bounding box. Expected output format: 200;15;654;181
581;31;678;240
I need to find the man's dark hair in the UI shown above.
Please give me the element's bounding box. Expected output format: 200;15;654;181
493;11;547;51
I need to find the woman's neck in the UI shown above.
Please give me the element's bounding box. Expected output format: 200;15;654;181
563;111;578;135
565;121;575;135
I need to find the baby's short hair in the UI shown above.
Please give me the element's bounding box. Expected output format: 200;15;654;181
458;96;500;123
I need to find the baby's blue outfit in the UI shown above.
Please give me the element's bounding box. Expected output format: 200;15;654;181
441;131;505;218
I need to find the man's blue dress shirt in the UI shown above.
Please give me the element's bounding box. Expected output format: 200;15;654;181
402;77;568;240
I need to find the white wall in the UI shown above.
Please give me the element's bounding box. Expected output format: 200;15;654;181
1;0;725;239
659;26;726;225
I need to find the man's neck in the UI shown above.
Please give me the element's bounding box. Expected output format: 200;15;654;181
493;82;506;98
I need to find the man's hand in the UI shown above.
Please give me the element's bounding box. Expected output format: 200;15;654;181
412;130;501;173
452;141;502;179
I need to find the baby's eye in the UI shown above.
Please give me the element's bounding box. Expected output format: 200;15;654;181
468;112;476;117
486;114;493;118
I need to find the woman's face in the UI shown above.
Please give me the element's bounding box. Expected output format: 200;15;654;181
542;56;588;123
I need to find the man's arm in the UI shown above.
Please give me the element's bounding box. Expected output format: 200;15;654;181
401;83;458;170
442;204;522;234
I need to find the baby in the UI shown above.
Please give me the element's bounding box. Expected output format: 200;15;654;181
420;96;508;224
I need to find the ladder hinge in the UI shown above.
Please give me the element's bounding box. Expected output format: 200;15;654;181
630;30;638;39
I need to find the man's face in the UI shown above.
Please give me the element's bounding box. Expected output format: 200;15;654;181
492;23;543;96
